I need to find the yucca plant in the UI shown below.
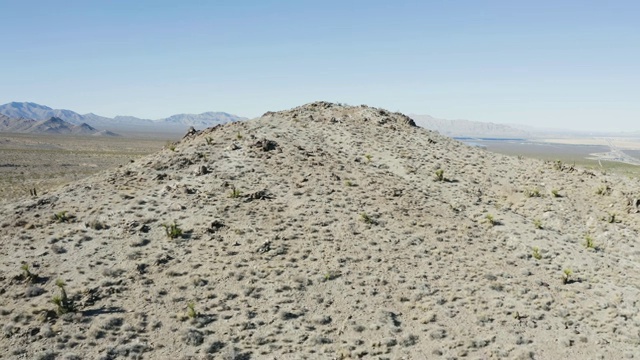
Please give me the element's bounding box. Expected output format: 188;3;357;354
163;222;183;239
21;264;38;283
532;247;542;260
229;186;242;198
52;279;75;315
187;301;197;319
562;269;573;284
585;235;595;249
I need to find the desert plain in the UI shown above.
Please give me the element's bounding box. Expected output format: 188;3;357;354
1;102;640;359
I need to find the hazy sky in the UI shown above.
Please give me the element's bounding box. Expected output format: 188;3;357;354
1;1;638;131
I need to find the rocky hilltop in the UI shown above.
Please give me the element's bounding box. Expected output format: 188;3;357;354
1;102;640;359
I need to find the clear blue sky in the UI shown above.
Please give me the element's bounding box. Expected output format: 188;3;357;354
1;0;638;131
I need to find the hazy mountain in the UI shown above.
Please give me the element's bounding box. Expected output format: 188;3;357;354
0;102;86;124
410;114;531;138
162;112;246;127
0;102;245;135
0;114;34;132
0;115;119;136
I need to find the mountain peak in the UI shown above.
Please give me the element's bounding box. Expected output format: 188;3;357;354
8;101;53;110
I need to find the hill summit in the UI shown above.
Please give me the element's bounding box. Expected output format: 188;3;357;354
1;101;640;359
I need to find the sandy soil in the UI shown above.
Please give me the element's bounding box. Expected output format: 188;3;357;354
1;102;640;359
0;134;170;202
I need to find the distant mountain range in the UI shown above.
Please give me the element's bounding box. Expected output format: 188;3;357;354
0;114;118;136
409;114;531;138
0;102;247;136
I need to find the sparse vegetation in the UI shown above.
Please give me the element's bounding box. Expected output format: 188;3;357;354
52;279;75;315
229;187;242;198
562;269;573;284
551;189;560;198
344;180;355;187
525;188;542;198
236;132;243;140
166;141;176;151
595;185;611;196
163;222;183;239
323;271;341;282
485;214;497;226
187;301;197;319
53;211;69;223
533;219;543;229
532;247;542;260
364;154;372;163
360;212;375;225
606;213;621;224
435;169;445;182
21;264;38;283
585;234;595;249
205;137;213;145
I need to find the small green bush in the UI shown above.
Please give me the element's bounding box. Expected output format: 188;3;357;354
53;211;69;223
532;247;542;260
187;301;197;319
360;212;375;225
21;264;38;283
485;214;496;226
533;219;543;229
585;235;595;249
595;185;611;196
163;222;183;239
525;188;542;198
229;187;242;198
435;169;445;182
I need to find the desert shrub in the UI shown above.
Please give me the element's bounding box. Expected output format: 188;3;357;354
229;187;242;198
52;279;75;315
533;219;543;229
585;235;596;249
162;222;183;239
532;247;542;260
485;214;497;226
525;188;542;198
360;212;376;225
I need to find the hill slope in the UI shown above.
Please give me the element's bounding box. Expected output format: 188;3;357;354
1;102;639;359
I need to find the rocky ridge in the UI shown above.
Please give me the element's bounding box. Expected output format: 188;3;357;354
1;101;640;359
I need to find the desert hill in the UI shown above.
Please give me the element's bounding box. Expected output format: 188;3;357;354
0;102;246;134
1;102;639;359
0;115;120;136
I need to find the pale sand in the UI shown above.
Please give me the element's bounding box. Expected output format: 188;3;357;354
1;102;640;359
